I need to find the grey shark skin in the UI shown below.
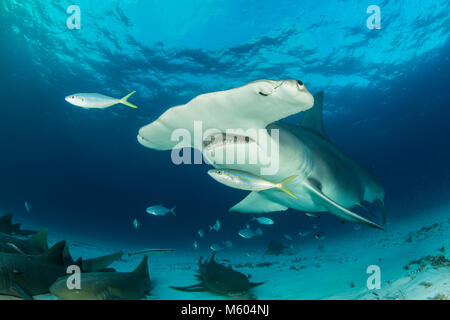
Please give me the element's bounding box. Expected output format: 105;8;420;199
170;252;264;298
137;80;385;229
0;214;14;234
50;256;150;300
0;229;48;255
62;244;123;273
0;214;37;236
0;241;67;299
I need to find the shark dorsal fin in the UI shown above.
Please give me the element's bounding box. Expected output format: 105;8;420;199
74;257;84;271
62;243;75;264
40;241;66;265
26;229;48;252
300;92;329;141
0;213;13;225
132;256;149;279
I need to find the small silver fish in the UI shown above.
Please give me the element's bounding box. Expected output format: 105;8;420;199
306;213;320;219
298;231;311;237
252;217;274;225
223;240;233;249
207;169;298;198
65;91;138;109
284;234;293;241
192;241;199;250
146;205;176;217
314;233;326;241
133;218;140;230
209;219;221;232
210;243;223;251
238;228;256;239
24;201;31;213
197;229;205;238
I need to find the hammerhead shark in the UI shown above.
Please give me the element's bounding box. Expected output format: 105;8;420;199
50;256;150;300
137;79;386;229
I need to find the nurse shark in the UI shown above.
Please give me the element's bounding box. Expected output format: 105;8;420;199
137;79;386;230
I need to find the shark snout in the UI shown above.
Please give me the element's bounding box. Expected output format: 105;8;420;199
137;127;152;148
281;79;314;111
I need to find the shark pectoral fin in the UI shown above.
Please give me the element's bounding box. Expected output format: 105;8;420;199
169;284;206;292
229;192;288;213
10;283;33;300
304;179;384;231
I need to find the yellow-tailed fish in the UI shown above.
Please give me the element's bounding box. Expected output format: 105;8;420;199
207;169;298;199
65;91;138;109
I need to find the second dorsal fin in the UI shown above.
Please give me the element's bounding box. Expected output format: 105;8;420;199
300;91;329;141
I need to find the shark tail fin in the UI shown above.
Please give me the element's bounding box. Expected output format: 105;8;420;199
25;229;48;252
133;256;149;280
276;175;298;199
119;91;138;109
170;206;176;216
40;241;66;265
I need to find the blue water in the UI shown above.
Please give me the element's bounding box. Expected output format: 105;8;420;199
0;0;449;299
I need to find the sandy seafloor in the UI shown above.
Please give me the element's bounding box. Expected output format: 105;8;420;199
1;204;449;300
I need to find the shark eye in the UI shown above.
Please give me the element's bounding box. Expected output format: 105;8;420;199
71;96;74;99
297;80;304;88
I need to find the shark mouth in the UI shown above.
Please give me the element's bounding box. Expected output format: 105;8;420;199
203;132;256;151
202;132;263;166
